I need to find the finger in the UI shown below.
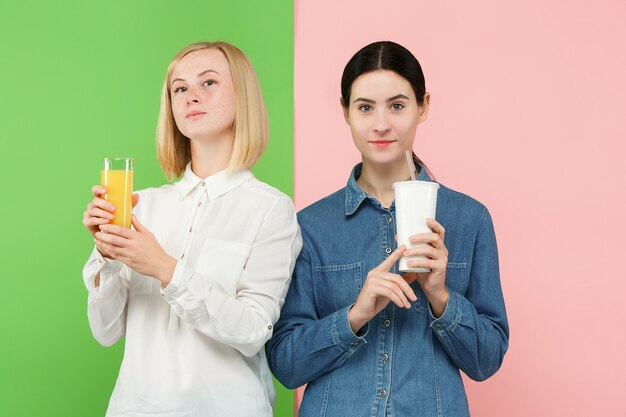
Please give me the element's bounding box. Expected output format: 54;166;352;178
89;197;115;213
403;245;438;259
89;207;115;220
426;218;445;240
407;258;440;272
375;284;411;309
131;215;146;233
379;280;412;308
132;193;139;208
99;224;134;239
374;245;406;272
95;230;129;247
409;232;445;250
377;272;417;301
84;216;110;227
92;185;107;197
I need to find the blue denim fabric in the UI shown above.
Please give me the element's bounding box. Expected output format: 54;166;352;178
267;163;509;417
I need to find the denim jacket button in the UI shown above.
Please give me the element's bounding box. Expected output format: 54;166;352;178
383;319;391;327
386;216;392;223
382;354;389;362
379;389;387;397
434;323;443;330
385;247;392;254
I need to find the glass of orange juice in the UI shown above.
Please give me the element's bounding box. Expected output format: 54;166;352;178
101;157;134;228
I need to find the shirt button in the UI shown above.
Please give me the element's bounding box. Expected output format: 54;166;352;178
180;253;185;259
201;182;206;187
197;201;202;207
385;247;392;254
267;325;272;330
434;323;443;330
386;216;392;223
382;354;389;362
384;319;391;327
189;227;193;233
379;389;387;397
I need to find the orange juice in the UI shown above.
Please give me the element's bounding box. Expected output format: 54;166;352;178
100;169;133;228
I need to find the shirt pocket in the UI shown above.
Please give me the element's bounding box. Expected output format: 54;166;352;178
313;262;363;317
412;261;467;315
195;237;252;295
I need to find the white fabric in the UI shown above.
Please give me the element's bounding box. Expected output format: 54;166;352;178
83;164;302;417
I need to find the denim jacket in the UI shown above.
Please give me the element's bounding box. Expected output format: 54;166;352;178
267;163;509;417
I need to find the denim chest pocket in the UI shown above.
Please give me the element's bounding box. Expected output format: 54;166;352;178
412;262;467;315
195;238;252;295
314;262;363;317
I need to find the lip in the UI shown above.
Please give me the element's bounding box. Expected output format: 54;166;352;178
186;111;206;119
369;140;396;148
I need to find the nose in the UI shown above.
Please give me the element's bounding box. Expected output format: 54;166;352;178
373;111;391;135
186;87;201;105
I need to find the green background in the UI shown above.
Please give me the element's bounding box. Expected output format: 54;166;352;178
0;1;294;416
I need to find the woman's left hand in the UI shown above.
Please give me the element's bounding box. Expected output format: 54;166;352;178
402;218;449;317
95;215;177;285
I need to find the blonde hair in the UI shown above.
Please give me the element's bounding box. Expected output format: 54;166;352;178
156;41;268;180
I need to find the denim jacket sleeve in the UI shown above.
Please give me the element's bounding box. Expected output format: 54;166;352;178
428;209;509;381
266;247;368;389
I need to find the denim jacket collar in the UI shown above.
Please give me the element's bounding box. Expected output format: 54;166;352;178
344;161;432;216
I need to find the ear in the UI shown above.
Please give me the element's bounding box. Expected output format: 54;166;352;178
418;92;431;123
340;97;350;124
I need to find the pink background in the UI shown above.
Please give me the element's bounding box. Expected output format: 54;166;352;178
294;1;626;416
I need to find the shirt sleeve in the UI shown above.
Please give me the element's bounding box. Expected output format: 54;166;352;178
265;245;369;390
428;209;510;381
82;247;131;347
160;196;302;357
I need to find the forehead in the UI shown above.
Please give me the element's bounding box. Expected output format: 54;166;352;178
351;70;415;100
171;48;231;79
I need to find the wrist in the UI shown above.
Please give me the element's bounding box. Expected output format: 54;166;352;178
155;255;177;286
347;305;369;334
426;287;449;318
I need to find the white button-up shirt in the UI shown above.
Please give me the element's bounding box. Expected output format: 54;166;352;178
83;164;302;417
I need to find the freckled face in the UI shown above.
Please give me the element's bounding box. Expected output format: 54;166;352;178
170;48;236;142
344;70;428;165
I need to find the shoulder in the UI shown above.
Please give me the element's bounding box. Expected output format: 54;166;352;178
239;176;296;214
297;188;346;223
436;181;491;228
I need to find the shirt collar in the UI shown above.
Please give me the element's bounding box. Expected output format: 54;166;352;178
344;161;432;216
177;162;253;200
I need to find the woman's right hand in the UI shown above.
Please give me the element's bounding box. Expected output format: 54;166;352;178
347;246;418;334
83;185;139;257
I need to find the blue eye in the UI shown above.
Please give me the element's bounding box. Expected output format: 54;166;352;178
173;86;187;93
392;103;404;111
359;105;372;112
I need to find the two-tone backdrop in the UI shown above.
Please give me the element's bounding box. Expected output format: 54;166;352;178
1;1;625;416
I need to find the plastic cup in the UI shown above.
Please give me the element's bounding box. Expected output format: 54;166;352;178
101;157;134;228
393;180;440;272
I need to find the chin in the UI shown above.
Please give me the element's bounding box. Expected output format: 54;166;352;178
363;150;404;166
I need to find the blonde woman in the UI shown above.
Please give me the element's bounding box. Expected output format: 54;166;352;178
82;41;302;417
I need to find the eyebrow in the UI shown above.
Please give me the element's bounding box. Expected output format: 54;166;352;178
171;69;220;86
352;94;411;104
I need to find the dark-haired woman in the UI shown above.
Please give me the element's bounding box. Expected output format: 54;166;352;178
267;41;509;417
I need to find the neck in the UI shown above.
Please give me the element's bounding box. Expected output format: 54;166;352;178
189;133;234;178
357;158;415;208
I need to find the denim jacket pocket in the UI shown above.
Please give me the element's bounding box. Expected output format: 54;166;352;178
196;238;252;295
412;261;467;314
314;262;363;317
